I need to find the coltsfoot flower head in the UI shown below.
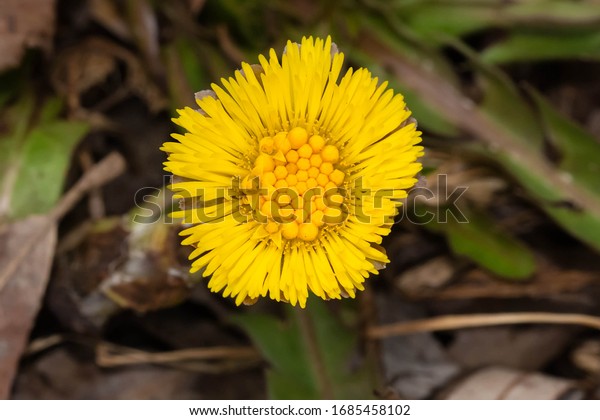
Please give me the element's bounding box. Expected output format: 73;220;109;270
162;36;423;308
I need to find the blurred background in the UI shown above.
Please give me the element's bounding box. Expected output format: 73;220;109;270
2;0;600;400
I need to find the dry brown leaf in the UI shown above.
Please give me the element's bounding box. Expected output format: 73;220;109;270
51;42;117;113
571;339;600;374
51;38;167;114
188;0;207;14
405;266;598;301
126;0;163;80
394;256;455;295
448;326;576;371
0;216;57;398
415;160;507;208
14;348;203;399
54;192;191;320
376;295;460;399
441;367;582;399
0;0;55;71
89;0;132;41
14;346;265;399
98;207;191;313
0;153;125;398
100;252;192;314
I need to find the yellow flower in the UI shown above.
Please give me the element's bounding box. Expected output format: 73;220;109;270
162;36;423;308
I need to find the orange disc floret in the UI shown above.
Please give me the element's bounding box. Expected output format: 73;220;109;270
288;127;308;149
321;145;339;163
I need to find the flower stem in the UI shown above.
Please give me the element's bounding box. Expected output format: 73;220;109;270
294;307;334;399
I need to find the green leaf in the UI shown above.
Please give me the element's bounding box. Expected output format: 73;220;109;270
355;15;461;136
163;37;209;108
451;40;545;151
203;0;268;47
0;97;89;220
508;1;600;24
37;96;65;125
400;3;498;42
526;87;600;194
483;32;600;64
175;38;209;93
356;13;600;254
494;150;600;253
427;207;536;279
360;13;460;85
397;1;600;44
9;120;89;218
350;49;459;136
233;300;373;399
462;49;600;252
506;87;600;250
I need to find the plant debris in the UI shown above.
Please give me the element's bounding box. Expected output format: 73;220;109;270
2;0;600;401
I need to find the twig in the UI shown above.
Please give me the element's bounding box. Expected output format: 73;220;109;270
25;334;67;356
24;335;261;374
78;150;105;219
96;342;260;367
49;151;126;221
0;152;126;293
56;220;93;255
367;312;600;339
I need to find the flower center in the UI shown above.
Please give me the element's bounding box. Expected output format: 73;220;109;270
242;127;346;242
